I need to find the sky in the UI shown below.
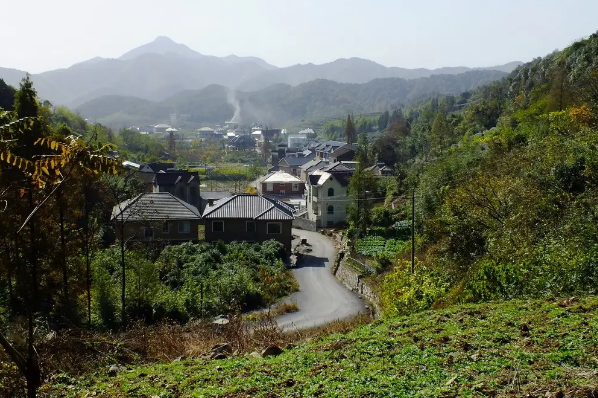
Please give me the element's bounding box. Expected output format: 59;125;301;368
1;0;597;73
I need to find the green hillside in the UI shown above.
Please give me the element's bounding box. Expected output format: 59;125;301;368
367;30;598;315
76;70;507;129
47;296;598;397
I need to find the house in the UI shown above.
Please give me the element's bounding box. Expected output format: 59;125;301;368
305;168;353;228
112;192;202;243
278;151;315;176
315;141;345;160
259;171;305;197
153;170;201;210
140;162;175;173
227;135;254;151
380;165;394;177
299;159;329;182
197;127;216;140
329;144;356;163
153;124;172;134
202;194;295;253
288;135;309;149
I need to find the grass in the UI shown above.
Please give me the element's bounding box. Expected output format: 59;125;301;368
43;296;598;397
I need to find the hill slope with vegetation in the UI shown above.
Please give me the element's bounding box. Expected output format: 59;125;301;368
76;70;507;128
47;296;598;397
348;30;598;316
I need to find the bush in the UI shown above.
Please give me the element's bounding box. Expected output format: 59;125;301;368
380;260;449;317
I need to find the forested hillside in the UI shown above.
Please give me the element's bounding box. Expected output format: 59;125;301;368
77;70;507;128
375;30;598;314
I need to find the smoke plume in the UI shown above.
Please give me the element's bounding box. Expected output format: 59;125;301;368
226;88;242;123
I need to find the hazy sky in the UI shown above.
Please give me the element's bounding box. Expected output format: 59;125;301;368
2;0;597;73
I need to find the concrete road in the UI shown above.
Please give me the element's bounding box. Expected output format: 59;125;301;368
276;229;367;330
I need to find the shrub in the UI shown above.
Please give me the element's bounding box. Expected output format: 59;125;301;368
380;260;449;317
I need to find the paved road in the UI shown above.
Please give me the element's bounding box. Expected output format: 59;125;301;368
276;229;367;330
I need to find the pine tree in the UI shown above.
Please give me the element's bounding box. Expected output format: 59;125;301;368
344;114;357;145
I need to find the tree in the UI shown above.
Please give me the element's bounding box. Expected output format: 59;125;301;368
378;111;390;131
0;79;15;111
430;111;451;154
344;114;357;145
261;138;271;165
348;134;378;239
0;77;118;398
355;132;373;167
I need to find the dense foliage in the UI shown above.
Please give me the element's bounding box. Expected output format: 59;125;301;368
92;241;295;326
377;31;598;313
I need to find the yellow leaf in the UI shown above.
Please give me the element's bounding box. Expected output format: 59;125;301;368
50;160;55;169
51;141;56;150
41;167;49;176
6;153;10;164
55;169;60;176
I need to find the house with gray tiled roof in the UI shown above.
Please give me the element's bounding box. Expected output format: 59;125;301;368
112;192;202;243
202;194;295;253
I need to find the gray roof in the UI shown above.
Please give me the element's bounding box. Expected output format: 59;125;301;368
112;192;201;221
203;194;295;220
315;140;344;152
329;144;356;159
300;159;329;171
323;162;352;172
279;152;315;167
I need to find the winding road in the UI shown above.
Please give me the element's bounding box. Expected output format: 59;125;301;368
276;229;367;330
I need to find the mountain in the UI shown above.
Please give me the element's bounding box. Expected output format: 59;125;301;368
120;36;206;60
76;70;507;128
237;58;523;91
0;36;521;108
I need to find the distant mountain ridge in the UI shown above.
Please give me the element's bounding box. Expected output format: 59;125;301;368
0;36;522;107
76;70;508;129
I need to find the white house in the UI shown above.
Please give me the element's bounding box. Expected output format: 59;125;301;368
305;167;353;228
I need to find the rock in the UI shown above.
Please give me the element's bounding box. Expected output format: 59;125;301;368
172;356;186;362
108;364;125;377
261;345;283;357
250;351;261;358
211;343;232;355
210;352;228;360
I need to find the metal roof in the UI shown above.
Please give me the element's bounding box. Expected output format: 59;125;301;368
202;194;295;220
112;192;201;222
262;171;302;183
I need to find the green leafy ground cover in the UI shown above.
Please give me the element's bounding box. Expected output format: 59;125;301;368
46;296;598;397
355;236;409;257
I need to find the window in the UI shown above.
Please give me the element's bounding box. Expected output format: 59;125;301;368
212;221;224;232
292;183;299;191
178;221;190;234
280;190;286;195
144;226;154;238
266;183;273;191
267;222;282;234
246;221;256;232
328;187;334;197
327;205;334;215
162;222;169;233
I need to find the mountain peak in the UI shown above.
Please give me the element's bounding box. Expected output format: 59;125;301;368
153;36;176;44
120;36;204;60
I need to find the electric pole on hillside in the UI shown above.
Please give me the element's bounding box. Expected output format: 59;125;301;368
411;188;415;274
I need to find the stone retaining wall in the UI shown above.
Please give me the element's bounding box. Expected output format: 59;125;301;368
333;258;382;317
292;217;317;231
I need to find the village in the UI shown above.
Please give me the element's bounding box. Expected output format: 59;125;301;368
114;121;394;252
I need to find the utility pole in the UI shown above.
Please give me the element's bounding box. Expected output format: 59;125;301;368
411;188;415;274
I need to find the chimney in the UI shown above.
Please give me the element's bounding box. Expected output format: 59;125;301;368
208;199;214;207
